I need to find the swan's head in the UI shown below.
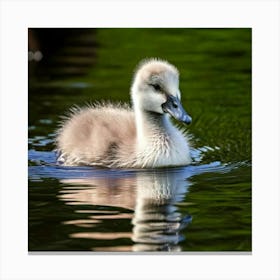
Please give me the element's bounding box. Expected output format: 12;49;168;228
131;58;192;124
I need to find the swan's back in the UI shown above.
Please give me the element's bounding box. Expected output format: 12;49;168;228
56;104;136;166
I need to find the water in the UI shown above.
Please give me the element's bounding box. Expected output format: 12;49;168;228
28;28;251;252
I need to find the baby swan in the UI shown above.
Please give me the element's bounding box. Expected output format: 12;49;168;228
56;58;192;168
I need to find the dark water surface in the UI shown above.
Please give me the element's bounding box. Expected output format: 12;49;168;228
28;28;251;252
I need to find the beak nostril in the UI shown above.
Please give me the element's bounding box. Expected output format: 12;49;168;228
173;102;178;108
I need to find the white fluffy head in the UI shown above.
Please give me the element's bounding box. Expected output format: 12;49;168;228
131;58;181;114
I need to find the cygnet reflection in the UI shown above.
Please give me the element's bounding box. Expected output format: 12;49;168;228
59;168;192;252
132;170;192;252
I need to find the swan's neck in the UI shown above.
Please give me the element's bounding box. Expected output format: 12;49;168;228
132;96;191;167
135;108;173;147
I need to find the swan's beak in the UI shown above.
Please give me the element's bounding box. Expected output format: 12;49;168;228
162;95;192;125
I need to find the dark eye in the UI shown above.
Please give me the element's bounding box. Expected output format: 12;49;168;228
151;84;161;91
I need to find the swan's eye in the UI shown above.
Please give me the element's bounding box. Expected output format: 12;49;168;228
151;84;161;91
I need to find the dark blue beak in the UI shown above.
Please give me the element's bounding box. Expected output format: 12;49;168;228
162;95;192;125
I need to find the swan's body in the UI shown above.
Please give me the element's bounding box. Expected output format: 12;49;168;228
56;58;192;168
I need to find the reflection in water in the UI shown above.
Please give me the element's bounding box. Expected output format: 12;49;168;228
58;168;193;252
132;171;192;252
